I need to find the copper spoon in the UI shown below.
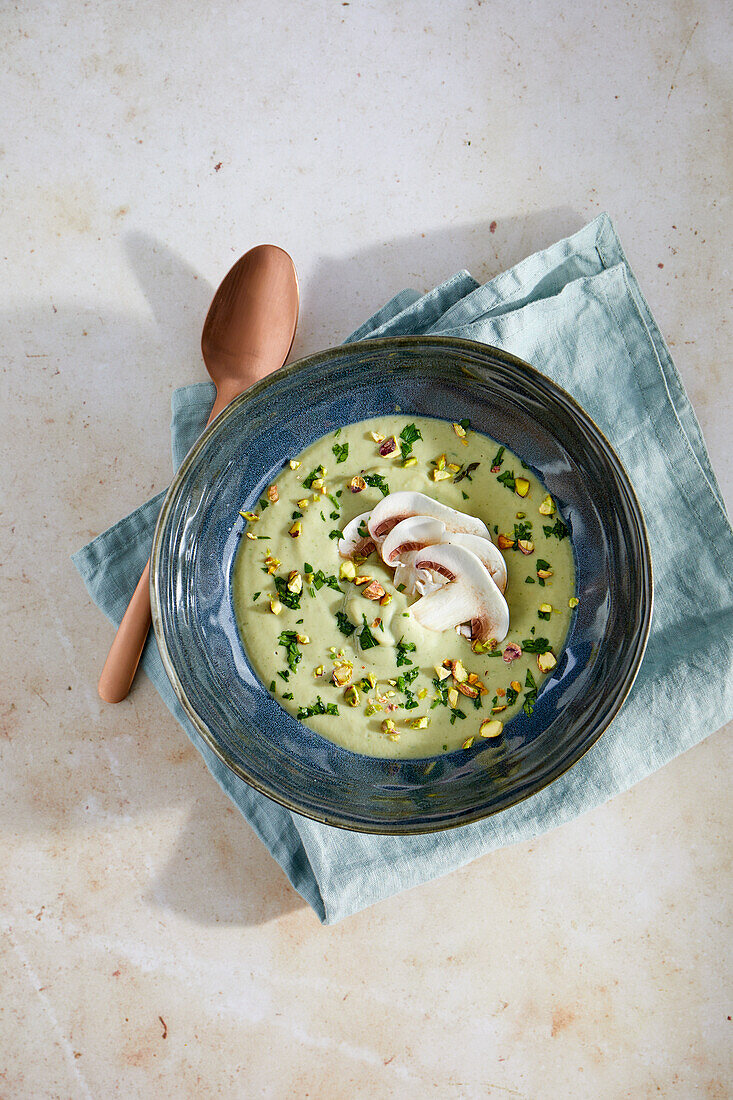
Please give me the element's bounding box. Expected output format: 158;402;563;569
98;244;299;703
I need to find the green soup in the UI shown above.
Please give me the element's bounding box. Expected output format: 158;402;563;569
232;416;574;759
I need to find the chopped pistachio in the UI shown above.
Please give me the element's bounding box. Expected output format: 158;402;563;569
435;664;452;681
349;475;367;493
344;685;360;707
363;581;385;601
514;477;530;497
353;575;372;586
462;736;475;749
240;510;259;521
447;462;461;473
518;539;535;555
287;570;303;594
539;603;552;614
435;453;447;471
457;681;479;699
480;718;503;739
314;665;324;677
311;477;325;491
510;680;522;693
266;484;279;503
497;534;515;550
381;719;397;734
491;704;507;714
431;468;453;482
539;494;556;516
449;659;468;683
297;498;310;509
364;704;381;716
537;651;557;673
295;633;310;645
537;567;554;579
471;639;494;654
339;560;357;581
288;520;302;538
515;511;526;519
409;716;430;729
452;422;467;438
265;555;281;574
269;598;283;615
378;436;397;456
448;687;459;709
246;531;257;540
569;596;579;608
289;459;301;470
417;688;428;700
370;431;385;443
332;661;353;687
402;457;418;467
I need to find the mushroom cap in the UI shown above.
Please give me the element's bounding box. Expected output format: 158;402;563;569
337;511;377;559
393;551;449;597
368;491;491;542
381;516;507;594
410;543;509;643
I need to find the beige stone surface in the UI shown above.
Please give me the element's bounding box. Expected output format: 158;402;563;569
1;1;731;1096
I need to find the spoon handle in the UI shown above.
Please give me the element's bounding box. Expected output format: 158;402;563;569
97;561;152;703
97;401;225;703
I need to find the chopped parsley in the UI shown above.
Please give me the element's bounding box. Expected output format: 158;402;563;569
395;667;419;691
328;529;343;540
538;607;551;621
252;591;261;601
357;519;369;538
399;423;422;460
506;685;519;706
521;636;551;653
335;611;355;636
497;469;516;492
311;570;341;592
491;445;505;468
274;576;301;610
259;498;269;510
358;616;379;650
525;577;536;584
536;558;551;587
461;490;469;500
291;511;303;520
453;461;480;484
543;517;569;541
396;638;416;666
269;680;276;692
303;464;326;489
297;696;339;719
363;473;390;497
277;630;303;672
277;670;290;682
523;669;538;716
282;692;293;700
449;709;466;725
332;442;349;464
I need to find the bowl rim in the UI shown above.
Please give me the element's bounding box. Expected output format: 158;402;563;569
150;334;654;834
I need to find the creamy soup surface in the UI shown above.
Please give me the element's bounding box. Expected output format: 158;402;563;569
232;416;575;759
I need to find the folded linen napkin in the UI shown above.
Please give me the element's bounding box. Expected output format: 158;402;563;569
73;215;733;924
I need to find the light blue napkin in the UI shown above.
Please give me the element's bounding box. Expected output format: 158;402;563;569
73;215;733;924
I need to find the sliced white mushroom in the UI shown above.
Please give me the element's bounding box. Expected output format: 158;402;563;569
337;511;377;559
410;543;509;644
393;551;448;597
368;491;491;542
381;516;507;594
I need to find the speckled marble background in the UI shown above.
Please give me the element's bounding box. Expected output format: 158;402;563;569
2;2;731;1097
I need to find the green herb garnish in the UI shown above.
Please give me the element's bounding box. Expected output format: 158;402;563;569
359;616;379;650
491;446;505;469
399;423;423;460
497;469;516;492
453;461;480;484
252;591;261;601
521;637;551;654
363;473;390;497
525;577;535;584
523;668;538;716
328;529;342;540
303;464;326;489
274;576;301;610
278;630;303;672
311;570;341;592
506;685;519;706
297;696;339;719
543;517;569;541
396;638;416;666
335;611;355;636
332;442;349;464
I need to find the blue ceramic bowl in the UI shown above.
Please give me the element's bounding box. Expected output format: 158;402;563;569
150;336;652;833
